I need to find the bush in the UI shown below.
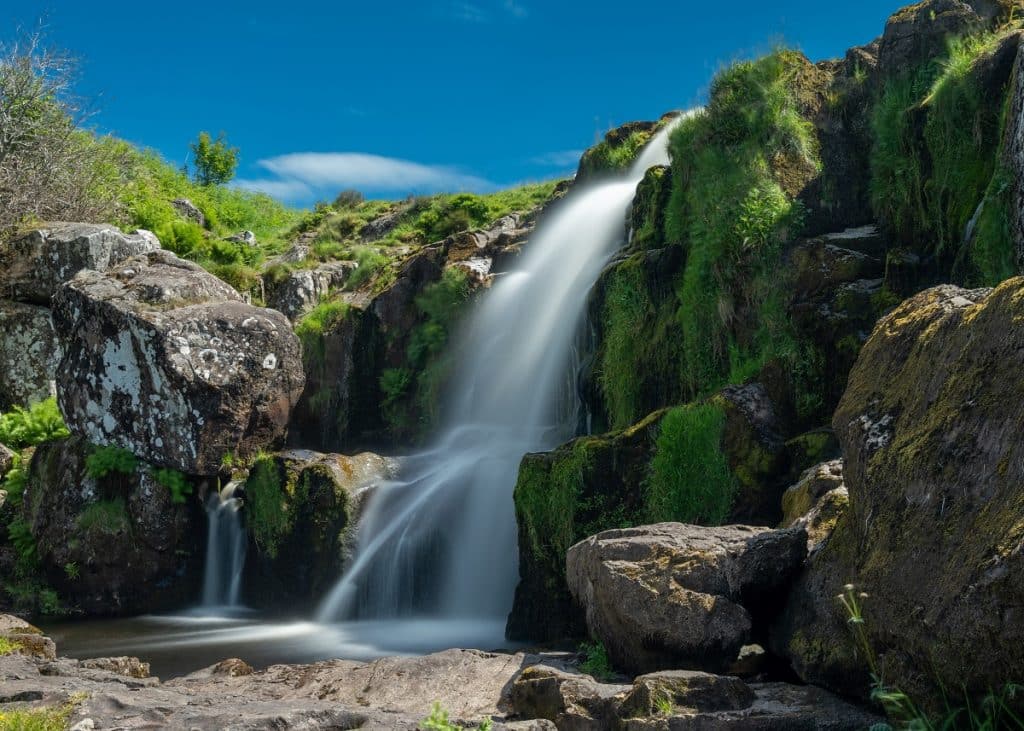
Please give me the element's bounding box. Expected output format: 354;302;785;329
345;246;389;290
0;398;70;449
84;445;138;479
578;640;616;681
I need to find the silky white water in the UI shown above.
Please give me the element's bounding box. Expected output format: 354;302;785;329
200;481;247;609
317;118;683;635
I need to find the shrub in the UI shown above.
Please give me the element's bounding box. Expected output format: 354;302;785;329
345;246;390;290
0;398;70;449
84;445;138;479
189;131;238;186
153;468;192;504
578;640;616;681
334;189;364;208
644;404;736;525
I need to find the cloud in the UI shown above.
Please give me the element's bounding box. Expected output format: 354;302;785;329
529;149;584;167
447;0;527;22
503;0;528;18
450;1;488;22
236;152;497;201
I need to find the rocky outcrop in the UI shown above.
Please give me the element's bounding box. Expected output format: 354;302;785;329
0;301;63;411
780;459;848;551
264;262;353;322
0;443;14;480
171;198;205;227
1006;32;1024;269
21;437;198;614
507;664;880;730
0;223;160;305
877;0;994;74
566;523;807;675
243;449;397;602
776;282;1024;708
52;250;305;475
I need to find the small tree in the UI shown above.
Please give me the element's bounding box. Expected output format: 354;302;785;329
189;131;238;186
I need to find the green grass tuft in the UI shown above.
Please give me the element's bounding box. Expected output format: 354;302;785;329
76;498;128;536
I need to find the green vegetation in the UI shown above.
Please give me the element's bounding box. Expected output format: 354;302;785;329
382;268;472;434
0;637;22;656
644;404;736;524
153;468;192;504
870;31;1017;285
0;398;70;450
664;50;816;398
245;455;291;558
578;640;616;681
578;126;654;178
294;300;351;366
420;702;493;731
63;561;80;580
839;585;1024;730
76;498;128;536
189;131;238;186
0;696;82;731
84;445;138;480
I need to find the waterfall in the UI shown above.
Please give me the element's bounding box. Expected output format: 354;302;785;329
201;481;247;609
317;116;684;632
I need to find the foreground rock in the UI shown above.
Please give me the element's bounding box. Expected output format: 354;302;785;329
567;523;806;675
0;617;878;730
52;250;305;475
776;282;1024;707
0;223;160;305
0;301;63;411
22;437;197;614
507;665;880;730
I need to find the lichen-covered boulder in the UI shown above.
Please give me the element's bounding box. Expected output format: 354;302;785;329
171;198;205;227
0;301;63;411
566;523;807;675
21;437;198;614
0;443;13;481
776;282;1024;707
52;250;305;475
779;459;848;551
264;262;353;322
243;449;397;602
0;223;160;305
877;0;992;74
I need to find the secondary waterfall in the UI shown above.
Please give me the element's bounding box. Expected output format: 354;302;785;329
318;117;683;630
201;481;247;609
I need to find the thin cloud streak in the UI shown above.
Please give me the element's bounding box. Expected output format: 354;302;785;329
529;149;584;167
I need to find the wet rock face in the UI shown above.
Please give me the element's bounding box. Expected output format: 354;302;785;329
51;250;305;476
566;522;807;675
0;302;62;411
0;223;160;305
22;437;198;615
777;282;1024;707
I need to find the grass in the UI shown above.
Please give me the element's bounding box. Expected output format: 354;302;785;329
664;50;815;399
76;498;128;536
294;300;351;367
599;260;653;430
644;404;736;524
420;702;493;731
0;695;85;731
578;128;654;178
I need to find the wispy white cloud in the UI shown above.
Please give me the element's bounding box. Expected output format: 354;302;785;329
529;149;584;167
447;0;527;22
236;152;497;201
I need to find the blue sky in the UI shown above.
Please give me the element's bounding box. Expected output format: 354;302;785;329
9;1;900;206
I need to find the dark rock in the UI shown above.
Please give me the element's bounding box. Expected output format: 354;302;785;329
566;523;807;675
171;197;205;227
360;209;404;242
1006;34;1024;269
0;300;63;410
878;0;988;74
780;459;848;552
52;250;305;475
776;282;1024;709
0;223;160;305
22;437;198;614
0;443;14;480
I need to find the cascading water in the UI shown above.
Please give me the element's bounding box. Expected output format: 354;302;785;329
200;481;247;609
318;117;684;636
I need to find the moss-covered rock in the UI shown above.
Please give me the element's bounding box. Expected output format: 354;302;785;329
575;121;658;183
776;281;1024;710
21;437;200;615
243;449;396;604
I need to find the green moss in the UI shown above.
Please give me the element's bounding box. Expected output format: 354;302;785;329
968;166;1015;284
76;498;128;536
644;403;736;524
665;50;816;399
0;637;22;656
578;127;654;178
599;259;652;429
0;698;80;731
244;456;292;559
152;468;192;504
295;300;350;366
515;442;591;567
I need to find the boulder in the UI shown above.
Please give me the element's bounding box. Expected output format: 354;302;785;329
264;262;353;322
226;230;257;246
0;300;63;411
619;671;756;717
877;0;988;74
21;437;198;614
509;666;630;729
80;656;151;679
566;523;807;675
776;282;1024;708
780;459;848;551
0;442;15;480
1006;33;1024;269
52;250;305;475
243;449;397;602
0;223;160;305
171;198;205;227
360;209;404;242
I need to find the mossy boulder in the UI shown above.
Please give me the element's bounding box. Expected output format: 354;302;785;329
775;281;1024;709
243;449;396;604
22;437;200;615
575;121;658;183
